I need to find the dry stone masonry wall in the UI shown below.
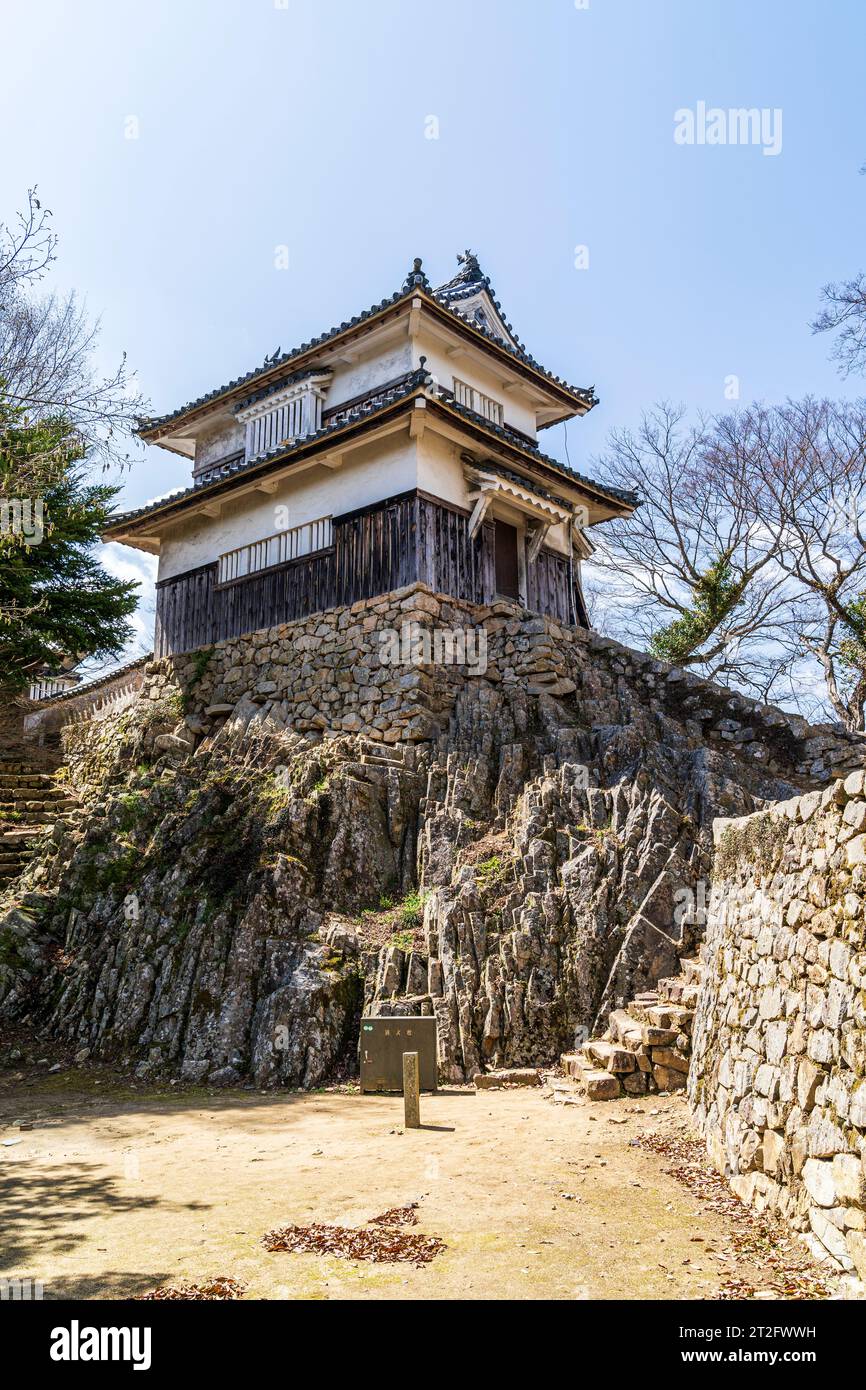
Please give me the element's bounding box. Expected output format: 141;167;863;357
142;582;864;787
689;773;866;1279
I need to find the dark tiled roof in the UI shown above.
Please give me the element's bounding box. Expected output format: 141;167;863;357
112;372;431;527
108;372;636;536
432;251;597;411
435;387;636;506
234;366;332;414
465;460;577;509
137;254;596;437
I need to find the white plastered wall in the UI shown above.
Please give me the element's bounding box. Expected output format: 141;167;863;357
156;433;417;581
413;325;539;440
325;339;414;411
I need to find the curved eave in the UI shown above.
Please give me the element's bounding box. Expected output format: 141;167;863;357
107;389;635;549
424;395;634;517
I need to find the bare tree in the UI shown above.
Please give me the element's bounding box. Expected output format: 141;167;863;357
0;188;57;293
0;188;148;471
589;403;792;699
812;272;866;377
716;398;866;731
593;398;866;730
811;163;866;377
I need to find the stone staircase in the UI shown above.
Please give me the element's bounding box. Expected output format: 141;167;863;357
0;761;77;886
558;956;705;1101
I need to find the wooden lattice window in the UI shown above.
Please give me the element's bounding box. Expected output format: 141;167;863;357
453;377;504;426
217;516;333;585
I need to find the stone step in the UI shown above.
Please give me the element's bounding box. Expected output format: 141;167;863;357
359;741;404;763
641;1003;694;1031
0;785;74;800
657;975;685;1003
474;1068;543;1090
640;1023;681;1047
0;799;74;813
560;1050;593;1080
0;827;49;846
607;1008;643;1047
0;811;67;827
626;999;658;1024
583;1039;637;1073
681;957;705;985
0;774;57;787
651;1062;688;1092
578;1068;622;1101
566;956;700;1103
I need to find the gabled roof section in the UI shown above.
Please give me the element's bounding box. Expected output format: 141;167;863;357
433;250;521;348
137;252;598;443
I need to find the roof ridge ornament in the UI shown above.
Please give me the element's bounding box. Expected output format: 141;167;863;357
403;256;429;290
457;248;483;280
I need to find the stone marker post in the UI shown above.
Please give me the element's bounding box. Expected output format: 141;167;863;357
403;1051;421;1129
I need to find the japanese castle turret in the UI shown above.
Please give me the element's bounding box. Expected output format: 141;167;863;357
105;252;637;656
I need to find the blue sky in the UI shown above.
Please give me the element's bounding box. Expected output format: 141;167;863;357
3;0;865;653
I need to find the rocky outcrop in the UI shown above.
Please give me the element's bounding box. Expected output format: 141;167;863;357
689;774;866;1278
1;585;863;1089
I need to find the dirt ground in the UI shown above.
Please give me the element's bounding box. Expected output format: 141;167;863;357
0;1069;833;1301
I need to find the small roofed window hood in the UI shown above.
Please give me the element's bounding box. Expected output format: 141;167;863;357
234;371;333;463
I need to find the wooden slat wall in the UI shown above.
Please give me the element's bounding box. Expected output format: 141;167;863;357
335;493;417;605
154;490;586;656
415;494;486;604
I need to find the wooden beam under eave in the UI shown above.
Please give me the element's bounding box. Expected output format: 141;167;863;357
409;398;427;439
256;479;280;494
467;491;493;540
201;502;222;518
527;521;551;564
320;453;343;469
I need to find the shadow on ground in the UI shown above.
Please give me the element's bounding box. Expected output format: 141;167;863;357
0;1159;210;1270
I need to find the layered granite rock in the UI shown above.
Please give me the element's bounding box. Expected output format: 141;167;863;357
1;584;863;1094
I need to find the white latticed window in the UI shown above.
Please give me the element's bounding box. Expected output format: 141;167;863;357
217;516;333;584
453;377;504;426
235;372;332;462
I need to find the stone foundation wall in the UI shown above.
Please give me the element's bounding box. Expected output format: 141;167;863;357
138;582;865;785
689;775;866;1278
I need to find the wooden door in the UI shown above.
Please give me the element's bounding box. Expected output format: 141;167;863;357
494;520;520;599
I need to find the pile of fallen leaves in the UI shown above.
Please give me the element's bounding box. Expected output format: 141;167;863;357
262;1203;445;1266
370;1202;419;1227
135;1277;246;1301
633;1133;835;1300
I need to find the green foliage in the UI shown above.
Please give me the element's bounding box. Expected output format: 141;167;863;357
715;813;789;878
650;557;747;664
474;855;513;895
399;889;424;929
116;790;147;831
0;395;138;692
182;647;214;711
387;929;415;952
837;589;866;693
96;844;140;891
